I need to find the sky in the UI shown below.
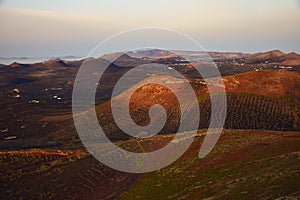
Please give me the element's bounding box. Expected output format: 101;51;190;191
0;0;300;57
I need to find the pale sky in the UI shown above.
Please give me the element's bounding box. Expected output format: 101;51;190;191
0;0;300;57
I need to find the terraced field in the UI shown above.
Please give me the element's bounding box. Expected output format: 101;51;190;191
199;93;299;131
0;150;139;200
96;91;300;143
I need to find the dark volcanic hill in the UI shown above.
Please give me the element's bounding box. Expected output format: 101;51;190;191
101;53;148;68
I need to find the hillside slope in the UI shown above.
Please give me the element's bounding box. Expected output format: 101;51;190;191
1;130;299;199
95;70;300;142
119;130;300;200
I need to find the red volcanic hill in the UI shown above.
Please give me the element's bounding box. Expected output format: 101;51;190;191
246;50;300;65
285;52;300;59
9;62;30;68
247;50;285;62
222;70;300;97
35;59;70;68
93;70;300;141
249;50;285;60
281;52;300;65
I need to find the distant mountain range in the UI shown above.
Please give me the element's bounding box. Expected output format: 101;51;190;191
101;49;300;65
1;49;300;66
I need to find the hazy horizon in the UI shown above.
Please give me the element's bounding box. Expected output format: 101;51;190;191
0;48;299;59
1;0;300;57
